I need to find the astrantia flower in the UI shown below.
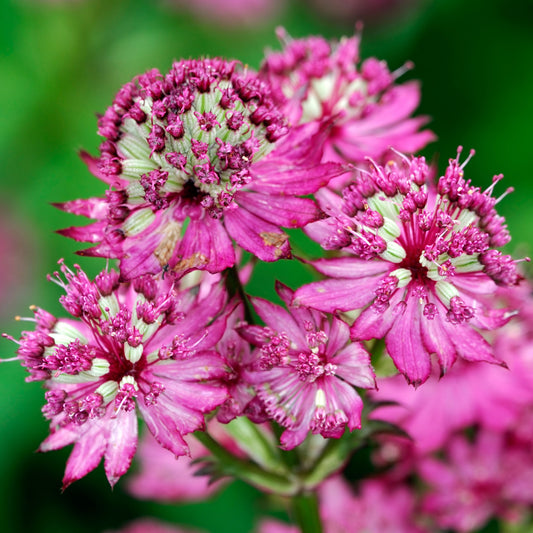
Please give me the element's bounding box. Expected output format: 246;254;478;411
319;476;427;533
260;29;434;170
419;430;533;532
215;303;266;423
57;59;344;280
295;149;522;385
240;282;375;449
258;475;427;533
8;262;228;487
372;285;533;452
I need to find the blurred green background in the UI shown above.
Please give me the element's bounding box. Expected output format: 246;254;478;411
0;0;531;531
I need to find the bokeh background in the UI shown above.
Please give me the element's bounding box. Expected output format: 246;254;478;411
0;0;531;531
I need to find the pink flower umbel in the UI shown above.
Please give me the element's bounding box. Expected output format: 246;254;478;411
319;476;427;533
57;59;344;280
127;427;225;503
260;29;434;170
295;149;522;385
419;430;533;532
240;282;375;449
8;262;228;487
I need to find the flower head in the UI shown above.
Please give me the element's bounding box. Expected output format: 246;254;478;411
57;59;344;280
260;29;434;171
240;282;375;449
419;430;533;532
295;149;522;385
9;262;228;487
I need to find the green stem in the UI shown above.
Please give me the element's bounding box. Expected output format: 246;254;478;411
193;430;298;496
290;491;323;533
225;265;254;324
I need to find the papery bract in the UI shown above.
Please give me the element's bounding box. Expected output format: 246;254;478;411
419;430;533;532
57;59;345;280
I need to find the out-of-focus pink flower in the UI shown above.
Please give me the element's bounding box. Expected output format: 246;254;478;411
295;150;521;385
166;0;281;26
419;430;533;532
319;476;427;533
240;282;375;449
371;281;533;451
127;422;233;502
257;475;427;533
260;29;434;177
8;262;229;487
57;59;345;280
257;519;298;533
305;0;423;26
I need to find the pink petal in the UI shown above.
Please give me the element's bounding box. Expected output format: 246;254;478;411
334;343;376;390
62;422;108;488
173;215;235;275
310;257;391;279
384;295;431;386
104;409;138;487
444;321;506;367
57;221;107;243
294;277;379;313
137;401;190;458
249;162;346;195
325;315;350;355
251;296;306;347
236;191;320;228
350;295;398;341
224;207;291;262
53;197;109;218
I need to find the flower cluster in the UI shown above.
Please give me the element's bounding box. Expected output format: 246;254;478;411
4;25;531;533
57;58;345;280
295;149;521;385
10;262;229;487
260;29;435;172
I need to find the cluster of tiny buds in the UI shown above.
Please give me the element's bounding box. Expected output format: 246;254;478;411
261;29;398;104
259;329;290;370
42;390;105;426
310;406;348;435
341;155;430;215
95;58;289;218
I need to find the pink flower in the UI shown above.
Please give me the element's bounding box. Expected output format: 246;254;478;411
257;520;298;533
127;424;228;502
57;59;345;280
257;476;426;533
9;262;228;487
319;476;427;533
295;149;521;385
260;29;434;172
215;304;267;423
240;282;375;449
372;286;533;452
419;430;533;532
167;0;281;26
